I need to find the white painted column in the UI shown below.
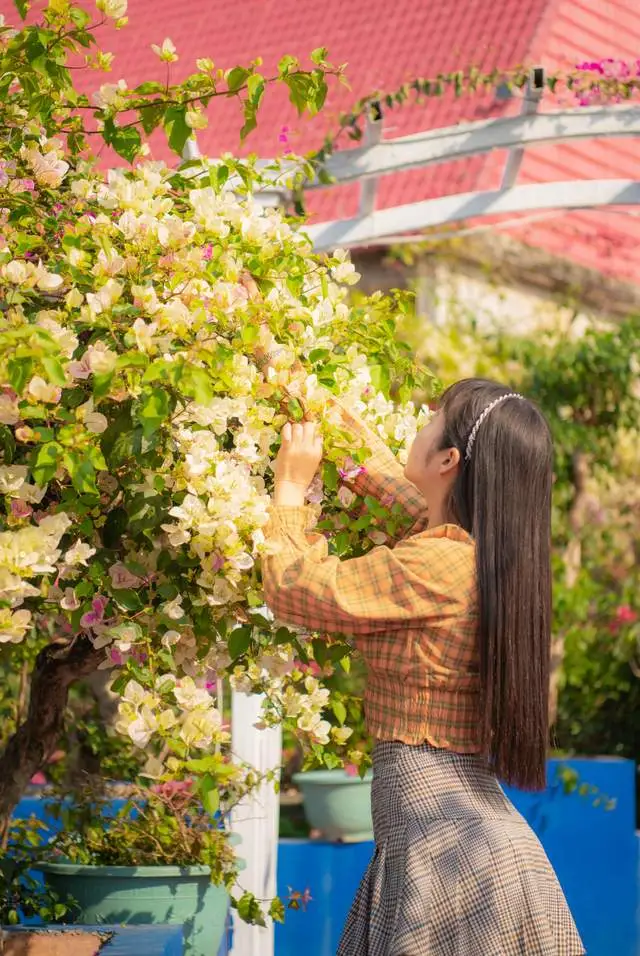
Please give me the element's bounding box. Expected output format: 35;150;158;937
230;691;282;956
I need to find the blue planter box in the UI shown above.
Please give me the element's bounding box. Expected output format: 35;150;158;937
275;757;639;956
0;924;183;955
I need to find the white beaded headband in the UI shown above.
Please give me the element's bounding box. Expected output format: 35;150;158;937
464;393;526;462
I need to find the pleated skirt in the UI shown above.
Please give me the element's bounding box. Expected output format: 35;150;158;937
337;741;585;956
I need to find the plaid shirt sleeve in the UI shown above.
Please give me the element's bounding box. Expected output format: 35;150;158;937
262;506;474;639
333;399;429;536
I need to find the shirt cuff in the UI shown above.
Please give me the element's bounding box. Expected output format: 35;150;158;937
267;505;317;532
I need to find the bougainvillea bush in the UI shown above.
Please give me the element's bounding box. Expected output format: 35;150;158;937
0;0;434;912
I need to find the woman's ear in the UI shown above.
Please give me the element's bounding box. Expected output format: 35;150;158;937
438;446;460;476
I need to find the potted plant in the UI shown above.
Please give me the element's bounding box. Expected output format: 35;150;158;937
37;780;239;956
291;658;374;842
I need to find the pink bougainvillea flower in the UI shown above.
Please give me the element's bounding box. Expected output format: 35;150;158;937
10;499;33;519
287;886;313;911
615;605;637;625
338;458;366;481
80;595;109;629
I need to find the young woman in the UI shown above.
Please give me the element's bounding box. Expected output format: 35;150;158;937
262;378;584;956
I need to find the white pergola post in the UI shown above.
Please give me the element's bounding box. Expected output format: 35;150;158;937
230;691;282;956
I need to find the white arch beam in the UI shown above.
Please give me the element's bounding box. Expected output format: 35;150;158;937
305;179;640;250
311;107;640;186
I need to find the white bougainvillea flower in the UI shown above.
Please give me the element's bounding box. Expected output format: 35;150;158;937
86;278;124;316
64;540;97;566
0;465;28;494
3;260;31;284
22;147;69;188
151;38;178;63
93;79;128;110
96;0;128;18
27;376;61;404
0;394;20;425
0;608;32;644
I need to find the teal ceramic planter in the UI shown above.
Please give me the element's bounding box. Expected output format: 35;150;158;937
293;769;373;842
38;863;228;956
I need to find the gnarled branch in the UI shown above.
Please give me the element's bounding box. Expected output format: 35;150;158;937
0;636;103;832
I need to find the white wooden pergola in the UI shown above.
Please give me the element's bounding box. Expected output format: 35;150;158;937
193;74;640;956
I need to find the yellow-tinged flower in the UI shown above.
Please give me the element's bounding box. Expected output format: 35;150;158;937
186;110;208;130
0;608;32;645
151;38;178;63
3;260;31;285
27;376;61;404
96;0;127;18
22;147;69;188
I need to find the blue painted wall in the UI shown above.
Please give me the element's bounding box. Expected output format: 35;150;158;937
275;758;639;956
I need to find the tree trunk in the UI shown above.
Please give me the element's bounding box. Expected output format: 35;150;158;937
0;636;103;831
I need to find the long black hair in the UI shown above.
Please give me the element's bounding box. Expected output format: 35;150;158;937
438;378;553;791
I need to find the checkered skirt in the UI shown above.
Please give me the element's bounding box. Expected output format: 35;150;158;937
337;742;585;956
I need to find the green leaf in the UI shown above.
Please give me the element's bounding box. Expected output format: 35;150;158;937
164;105;191;156
287;397;304;421
227;67;250;91
274;626;294;645
286;74;312;115
247;72;265;106
181;366;214;404
240;102;258;141
199;773;220;815
134;81;166;95
0;426;16;464
32;441;62;485
42;355;67;387
228;625;252;659
116;352;149;370
7;356;33;395
134;388;170;438
323;460;339;492
92;371;114;399
278;55;298;76
69;6;92;28
236;891;265;926
311;47;329;65
113;588;143;612
63;451;98;495
269;897;286;923
312;638;328;668
332;700;347;724
111;126;142;164
139;103;165;136
309;348;331;363
14;0;28;18
213;164;229;189
101;507;128;549
185;755;220;774
369;364;390;395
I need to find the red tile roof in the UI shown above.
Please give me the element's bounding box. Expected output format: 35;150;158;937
4;0;640;284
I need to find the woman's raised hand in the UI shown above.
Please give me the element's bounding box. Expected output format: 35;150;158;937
273;421;323;507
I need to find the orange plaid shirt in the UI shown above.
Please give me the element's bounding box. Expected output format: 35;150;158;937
262;408;481;753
